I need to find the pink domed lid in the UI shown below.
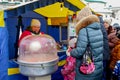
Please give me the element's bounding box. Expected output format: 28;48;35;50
18;34;58;63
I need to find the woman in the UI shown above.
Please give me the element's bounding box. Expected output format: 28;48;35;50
103;19;118;51
103;19;112;34
69;6;104;80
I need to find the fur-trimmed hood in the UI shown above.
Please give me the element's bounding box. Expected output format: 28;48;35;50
75;15;100;35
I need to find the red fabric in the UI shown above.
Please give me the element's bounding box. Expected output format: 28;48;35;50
40;32;44;34
18;30;44;47
18;30;31;47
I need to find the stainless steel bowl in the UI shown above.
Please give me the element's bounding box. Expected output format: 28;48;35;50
17;58;59;77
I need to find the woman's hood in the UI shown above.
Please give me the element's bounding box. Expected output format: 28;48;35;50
75;15;100;35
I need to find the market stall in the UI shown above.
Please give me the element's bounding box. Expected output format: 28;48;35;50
0;0;88;80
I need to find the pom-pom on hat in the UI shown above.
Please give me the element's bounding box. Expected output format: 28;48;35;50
31;19;41;27
76;6;92;21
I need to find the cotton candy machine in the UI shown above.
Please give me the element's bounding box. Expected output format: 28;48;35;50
17;34;59;78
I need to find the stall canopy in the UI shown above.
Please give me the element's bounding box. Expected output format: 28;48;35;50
34;2;74;25
34;2;74;17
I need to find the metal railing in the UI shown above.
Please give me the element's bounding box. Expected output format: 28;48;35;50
0;0;35;10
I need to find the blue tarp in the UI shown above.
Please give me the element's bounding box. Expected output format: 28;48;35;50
8;60;28;80
0;27;9;80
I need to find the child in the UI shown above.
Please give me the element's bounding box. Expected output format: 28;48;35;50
61;38;77;80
